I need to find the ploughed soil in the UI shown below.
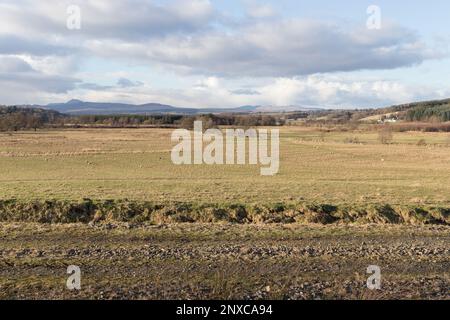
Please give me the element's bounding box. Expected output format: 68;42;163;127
0;223;448;300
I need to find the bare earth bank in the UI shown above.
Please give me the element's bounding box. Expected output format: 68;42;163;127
0;223;448;300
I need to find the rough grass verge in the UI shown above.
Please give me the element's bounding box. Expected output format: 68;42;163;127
0;199;448;225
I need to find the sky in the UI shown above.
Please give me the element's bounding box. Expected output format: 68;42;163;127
1;0;450;109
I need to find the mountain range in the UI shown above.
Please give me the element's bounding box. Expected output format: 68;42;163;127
39;99;320;115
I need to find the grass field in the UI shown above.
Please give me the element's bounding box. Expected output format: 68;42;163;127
0;127;449;205
0;127;449;300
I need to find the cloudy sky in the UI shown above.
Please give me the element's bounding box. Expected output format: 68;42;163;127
1;0;450;109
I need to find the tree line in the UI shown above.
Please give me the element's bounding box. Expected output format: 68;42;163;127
406;104;450;122
0;106;286;131
0;106;61;131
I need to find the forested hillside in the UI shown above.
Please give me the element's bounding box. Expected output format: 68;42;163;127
403;100;450;121
0;106;63;131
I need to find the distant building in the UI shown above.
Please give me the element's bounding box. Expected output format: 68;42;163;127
377;114;399;124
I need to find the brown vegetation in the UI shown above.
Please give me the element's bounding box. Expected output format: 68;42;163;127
0;199;448;225
378;126;393;144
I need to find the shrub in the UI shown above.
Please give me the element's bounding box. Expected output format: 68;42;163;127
416;139;427;146
343;136;361;144
378;126;393;144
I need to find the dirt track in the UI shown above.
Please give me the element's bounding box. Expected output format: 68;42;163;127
0;223;448;300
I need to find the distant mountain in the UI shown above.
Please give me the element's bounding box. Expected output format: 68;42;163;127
253;105;323;113
39;100;320;115
45;99;197;115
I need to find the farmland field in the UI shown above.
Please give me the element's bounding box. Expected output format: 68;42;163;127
0;127;449;300
0;223;448;300
0;127;449;205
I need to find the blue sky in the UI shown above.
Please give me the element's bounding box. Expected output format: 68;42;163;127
216;0;450;34
0;0;449;108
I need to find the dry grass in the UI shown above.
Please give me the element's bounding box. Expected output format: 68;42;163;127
0;127;449;206
0;199;448;225
1;127;449;300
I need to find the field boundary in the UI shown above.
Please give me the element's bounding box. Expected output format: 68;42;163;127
0;199;448;225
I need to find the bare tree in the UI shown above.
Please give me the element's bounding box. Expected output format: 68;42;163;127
378;126;393;144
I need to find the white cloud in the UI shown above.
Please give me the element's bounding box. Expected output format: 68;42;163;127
48;74;448;109
0;0;448;107
83;19;439;78
0;0;215;39
255;75;450;108
0;0;439;77
244;0;276;19
0;55;79;104
116;78;144;88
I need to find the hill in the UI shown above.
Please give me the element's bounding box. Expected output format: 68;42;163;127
403;100;450;121
323;98;450;123
380;98;450;121
41;100;318;115
45;99;197;115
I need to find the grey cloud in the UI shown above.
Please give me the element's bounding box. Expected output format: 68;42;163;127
138;20;435;77
0;0;446;107
0;0;215;41
0;56;79;93
77;83;113;91
0;35;73;56
231;88;261;95
76;78;144;91
81;0;215;40
0;1;440;78
117;78;143;88
0;56;34;72
0;72;79;93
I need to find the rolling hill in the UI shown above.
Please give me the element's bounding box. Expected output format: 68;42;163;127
40;100;319;115
366;98;450;122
